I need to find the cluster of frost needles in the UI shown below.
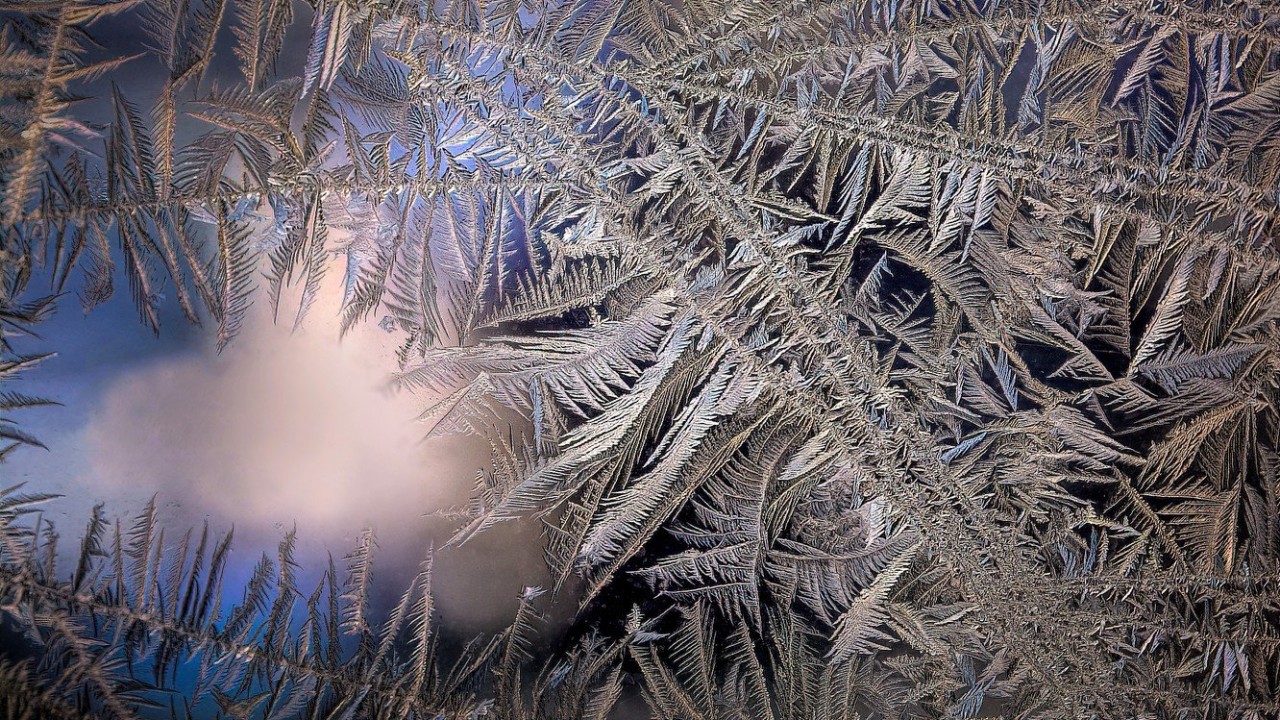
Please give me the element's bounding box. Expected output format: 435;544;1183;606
3;0;1280;717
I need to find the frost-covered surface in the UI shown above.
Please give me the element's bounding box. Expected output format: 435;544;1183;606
2;0;1280;717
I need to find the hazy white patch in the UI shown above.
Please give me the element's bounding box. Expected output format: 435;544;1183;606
79;272;458;536
80;326;461;538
